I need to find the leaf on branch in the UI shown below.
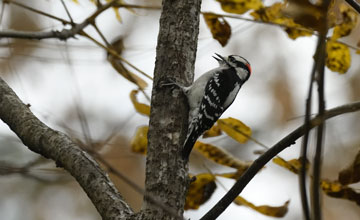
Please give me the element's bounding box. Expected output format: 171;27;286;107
194;141;252;171
130;90;151;116
130;125;148;155
331;3;358;40
234;196;290;218
217;117;251;144
272;157;309;174
185;173;217;210
108;38;148;89
251;3;313;39
203;13;231;47
202;123;222;138
321;179;360;205
281;0;327;32
326;40;351;74
338;148;360;185
216;0;263;14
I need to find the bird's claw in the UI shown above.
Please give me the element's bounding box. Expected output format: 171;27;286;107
158;77;179;88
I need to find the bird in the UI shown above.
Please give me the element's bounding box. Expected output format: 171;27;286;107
162;53;251;160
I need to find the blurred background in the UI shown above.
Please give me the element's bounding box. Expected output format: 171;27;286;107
1;0;360;219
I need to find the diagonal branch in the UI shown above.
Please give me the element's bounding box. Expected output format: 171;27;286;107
345;0;360;14
0;77;133;220
0;0;119;40
200;101;360;220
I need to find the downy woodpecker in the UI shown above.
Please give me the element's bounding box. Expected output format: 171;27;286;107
164;53;251;160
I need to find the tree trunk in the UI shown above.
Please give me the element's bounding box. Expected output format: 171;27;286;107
142;0;202;219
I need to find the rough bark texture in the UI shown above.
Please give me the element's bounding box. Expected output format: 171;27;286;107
0;77;133;220
143;0;202;219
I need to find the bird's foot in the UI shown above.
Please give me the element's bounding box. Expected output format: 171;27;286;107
158;77;183;89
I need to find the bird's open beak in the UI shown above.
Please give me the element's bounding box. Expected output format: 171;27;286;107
212;53;225;62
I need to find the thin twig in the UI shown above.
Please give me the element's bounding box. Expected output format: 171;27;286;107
299;38;317;220
81;31;153;80
200;101;360;220
5;0;70;24
60;0;74;24
114;3;161;10
0;0;119;40
92;23;110;47
80;31;151;101
311;3;330;218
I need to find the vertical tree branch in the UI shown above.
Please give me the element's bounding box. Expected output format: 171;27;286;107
300;4;330;219
142;0;202;219
299;54;315;220
311;6;329;219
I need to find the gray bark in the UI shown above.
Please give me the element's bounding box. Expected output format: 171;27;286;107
0;0;203;219
142;0;202;219
0;77;133;220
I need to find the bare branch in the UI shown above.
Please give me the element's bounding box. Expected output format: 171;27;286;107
4;0;70;24
0;77;133;220
311;2;330;219
60;0;74;24
0;29;77;40
345;0;360;14
113;3;161;10
200;100;360;220
0;0;119;40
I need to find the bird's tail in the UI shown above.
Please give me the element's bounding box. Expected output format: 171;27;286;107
182;134;197;160
182;121;200;160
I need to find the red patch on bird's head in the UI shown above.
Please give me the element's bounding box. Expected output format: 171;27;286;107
246;63;252;74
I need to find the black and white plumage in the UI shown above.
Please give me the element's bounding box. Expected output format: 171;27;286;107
181;53;251;160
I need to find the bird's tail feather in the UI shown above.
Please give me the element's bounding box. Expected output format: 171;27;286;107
182;134;197;160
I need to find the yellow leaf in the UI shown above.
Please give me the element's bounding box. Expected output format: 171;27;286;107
331;4;358;40
284;22;313;39
203;13;231;47
108;38;148;89
217;117;251;144
338;149;360;185
185;173;216;210
71;0;79;3
216;0;263;14
202;124;222;138
250;3;283;22
130;90;151;116
113;8;122;23
251;3;313;40
234;196;289;218
321;179;343;193
194;141;251;171
130;126;148;155
326;40;351;74
282;0;327;32
321;179;360;205
273;157;308;174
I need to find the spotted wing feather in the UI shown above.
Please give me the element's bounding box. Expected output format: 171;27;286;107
182;68;242;159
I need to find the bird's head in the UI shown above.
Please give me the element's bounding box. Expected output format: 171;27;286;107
213;53;251;81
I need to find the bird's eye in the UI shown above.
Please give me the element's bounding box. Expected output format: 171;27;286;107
229;56;235;62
